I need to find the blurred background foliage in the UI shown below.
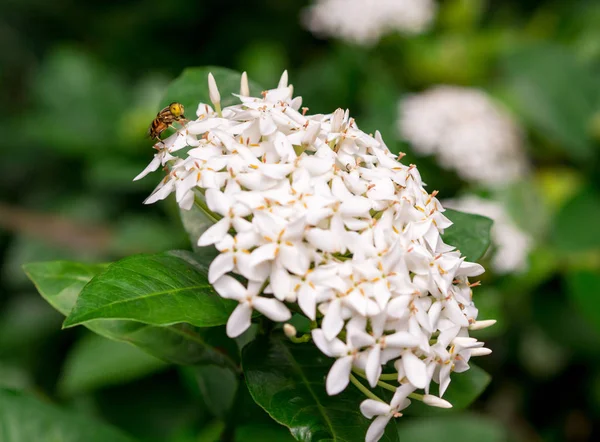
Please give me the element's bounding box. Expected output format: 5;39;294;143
1;0;599;441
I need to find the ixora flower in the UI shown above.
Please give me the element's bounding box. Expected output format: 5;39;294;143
302;0;437;46
444;195;533;274
136;72;494;442
398;86;529;187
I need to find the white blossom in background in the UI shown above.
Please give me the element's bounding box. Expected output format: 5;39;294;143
398;86;529;187
137;72;494;442
302;0;437;46
444;195;533;274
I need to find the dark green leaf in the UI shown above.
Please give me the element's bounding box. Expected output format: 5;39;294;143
58;332;168;397
404;365;491;417
396;414;506;442
552;188;600;252
443;209;493;262
501;44;599;161
567;271;600;333
0;389;133;442
242;334;399;442
63;250;235;328
235;423;295;442
160;66;264;114
181;365;238;419
24;260;236;368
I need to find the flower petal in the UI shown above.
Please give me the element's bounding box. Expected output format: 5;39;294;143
252;297;291;322
326;355;353;395
226;302;252;338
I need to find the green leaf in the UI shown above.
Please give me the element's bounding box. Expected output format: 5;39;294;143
24;260;236;368
552;188;600;252
63;250;235;328
58;332;168;397
404;365;491;417
181;365;238;419
567;271;600;333
443;209;493;262
235;423;295;442
160;66;264;114
396;414;506;442
0;389;133;442
501;44;599;161
242;334;399;442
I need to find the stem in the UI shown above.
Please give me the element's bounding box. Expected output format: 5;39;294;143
379;373;398;381
352;368;398;393
376;380;397;393
349;374;384;402
353;368;397;382
193;197;220;224
215;103;223;118
288;333;311;344
408;393;424;401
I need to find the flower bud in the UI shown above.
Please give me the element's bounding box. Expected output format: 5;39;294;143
278;70;289;88
283;323;297;338
469;319;497;330
207;72;221;107
423;395;452;408
240;71;250;96
470;347;492;357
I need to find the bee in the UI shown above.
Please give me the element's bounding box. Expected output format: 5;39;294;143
147;102;186;142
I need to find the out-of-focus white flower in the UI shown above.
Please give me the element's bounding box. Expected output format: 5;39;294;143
302;0;437;46
398;86;528;186
137;71;493;442
444;195;533;273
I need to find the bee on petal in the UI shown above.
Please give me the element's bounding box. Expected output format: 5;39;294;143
148;102;186;143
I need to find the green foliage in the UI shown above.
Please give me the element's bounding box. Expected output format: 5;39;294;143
443;209;493;261
5;2;600;441
58;332;168;397
405;366;490;417
24;260;236;367
567;271;600;333
242;333;399;442
396;414;507;442
552;188;600;252
0;389;133;442
501;44;600;161
63;251;235;328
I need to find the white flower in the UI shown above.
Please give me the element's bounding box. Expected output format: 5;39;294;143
443;195;533;273
302;0;437;46
360;384;414;442
398;86;529;186
213;276;291;338
137;71;494;442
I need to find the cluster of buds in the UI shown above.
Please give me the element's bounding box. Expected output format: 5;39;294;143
136;72;494;442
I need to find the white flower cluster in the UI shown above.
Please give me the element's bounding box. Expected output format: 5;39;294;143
398;86;529;187
302;0;437;46
137;72;493;442
444;195;533;274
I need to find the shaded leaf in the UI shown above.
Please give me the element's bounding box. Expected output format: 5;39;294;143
235;423;295;442
24;260;236;368
567;271;600;334
242;334;399;442
58;332;168;397
0;389;133;442
443;209;493;262
404;365;491;417
63;250;235;328
181;365;238;419
501;44;599;161
396;414;506;442
552;188;600;252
